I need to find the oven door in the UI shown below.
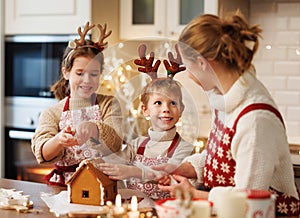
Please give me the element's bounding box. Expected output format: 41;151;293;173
5;35;73;98
5;96;57;183
5;128;53;183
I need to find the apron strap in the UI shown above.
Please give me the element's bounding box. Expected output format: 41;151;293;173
63;94;99;112
136;132;181;158
232;103;285;131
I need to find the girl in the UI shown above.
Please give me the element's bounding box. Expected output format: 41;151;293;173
155;11;300;216
31;22;123;186
99;45;193;199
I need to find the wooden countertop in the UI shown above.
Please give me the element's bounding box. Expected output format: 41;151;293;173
0;178;66;217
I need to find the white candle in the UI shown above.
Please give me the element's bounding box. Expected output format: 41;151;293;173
131;196;138;211
114;194;125;215
115;194;122;208
128;195;140;218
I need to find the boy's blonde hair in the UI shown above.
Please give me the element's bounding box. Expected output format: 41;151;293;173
141;78;184;109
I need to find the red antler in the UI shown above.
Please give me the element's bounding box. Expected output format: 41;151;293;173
163;44;186;79
134;44;161;79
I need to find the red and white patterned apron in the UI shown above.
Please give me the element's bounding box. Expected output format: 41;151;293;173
126;133;181;199
44;96;102;186
203;103;300;217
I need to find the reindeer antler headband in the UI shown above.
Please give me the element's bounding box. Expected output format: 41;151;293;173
134;44;186;80
65;22;112;62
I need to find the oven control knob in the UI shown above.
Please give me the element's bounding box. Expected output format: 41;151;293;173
27;118;35;126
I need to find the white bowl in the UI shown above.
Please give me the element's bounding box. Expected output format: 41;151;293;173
155;198;212;218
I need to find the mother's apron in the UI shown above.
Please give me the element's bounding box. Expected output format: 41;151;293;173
203;103;300;217
44;96;102;186
126;133;181;199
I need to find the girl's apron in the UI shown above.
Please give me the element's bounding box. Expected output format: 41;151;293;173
203;103;300;217
44;96;102;186
126;133;181;199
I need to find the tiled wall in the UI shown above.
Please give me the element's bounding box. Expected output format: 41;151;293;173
250;0;300;144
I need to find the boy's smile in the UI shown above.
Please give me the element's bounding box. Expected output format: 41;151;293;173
142;92;183;131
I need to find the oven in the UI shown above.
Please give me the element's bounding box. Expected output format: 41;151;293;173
4;35;74;98
5;97;57;183
3;35;72;183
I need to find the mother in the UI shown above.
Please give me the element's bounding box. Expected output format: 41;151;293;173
155;11;299;217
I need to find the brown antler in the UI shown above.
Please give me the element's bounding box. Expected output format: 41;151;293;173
74;22;95;48
134;44;161;79
163;44;186;79
96;23;112;48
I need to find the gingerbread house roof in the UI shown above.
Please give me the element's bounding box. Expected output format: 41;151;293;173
65;162;115;187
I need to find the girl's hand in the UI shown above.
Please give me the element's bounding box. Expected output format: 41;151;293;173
75;121;98;145
57;125;78;147
99;163;137;180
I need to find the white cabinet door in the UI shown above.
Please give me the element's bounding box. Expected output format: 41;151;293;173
120;0;218;40
120;0;166;40
5;0;91;34
166;0;218;40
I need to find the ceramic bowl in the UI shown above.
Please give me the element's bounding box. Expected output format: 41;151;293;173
155;198;212;218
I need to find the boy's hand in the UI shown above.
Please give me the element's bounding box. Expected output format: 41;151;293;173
99;163;134;180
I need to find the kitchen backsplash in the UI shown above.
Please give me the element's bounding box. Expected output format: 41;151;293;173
250;0;300;144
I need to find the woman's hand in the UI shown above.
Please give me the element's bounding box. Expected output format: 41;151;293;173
153;162;197;179
99;163;140;180
158;174;209;199
151;163;178;174
158;174;194;197
75;121;98;145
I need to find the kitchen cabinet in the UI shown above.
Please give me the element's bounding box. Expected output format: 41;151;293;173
120;0;218;40
5;0;91;34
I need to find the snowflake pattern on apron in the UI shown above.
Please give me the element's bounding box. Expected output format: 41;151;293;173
45;96;102;186
204;103;300;217
127;133;181;199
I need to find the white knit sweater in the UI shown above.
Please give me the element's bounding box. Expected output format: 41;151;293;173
184;71;299;202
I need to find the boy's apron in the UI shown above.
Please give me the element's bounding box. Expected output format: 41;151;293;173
44;96;102;186
203;103;299;217
126;133;181;199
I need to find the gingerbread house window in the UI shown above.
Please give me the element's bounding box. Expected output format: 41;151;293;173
82;190;89;198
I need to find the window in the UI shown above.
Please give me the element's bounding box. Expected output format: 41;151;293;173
82;190;89;198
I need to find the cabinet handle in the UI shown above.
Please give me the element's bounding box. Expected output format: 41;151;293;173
157;30;162;35
170;31;175;36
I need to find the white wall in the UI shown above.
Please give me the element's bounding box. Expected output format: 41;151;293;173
250;0;300;144
0;0;4;177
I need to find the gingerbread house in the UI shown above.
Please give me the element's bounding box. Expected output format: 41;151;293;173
66;162;117;206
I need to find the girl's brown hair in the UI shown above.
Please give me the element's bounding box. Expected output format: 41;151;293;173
141;78;184;109
179;11;262;74
50;40;104;100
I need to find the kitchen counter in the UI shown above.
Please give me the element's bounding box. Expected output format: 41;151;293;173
0;178;66;217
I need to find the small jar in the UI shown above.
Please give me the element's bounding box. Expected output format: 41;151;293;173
246;190;275;218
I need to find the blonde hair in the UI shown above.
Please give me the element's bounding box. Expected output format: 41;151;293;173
141;78;184;109
179;11;262;74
